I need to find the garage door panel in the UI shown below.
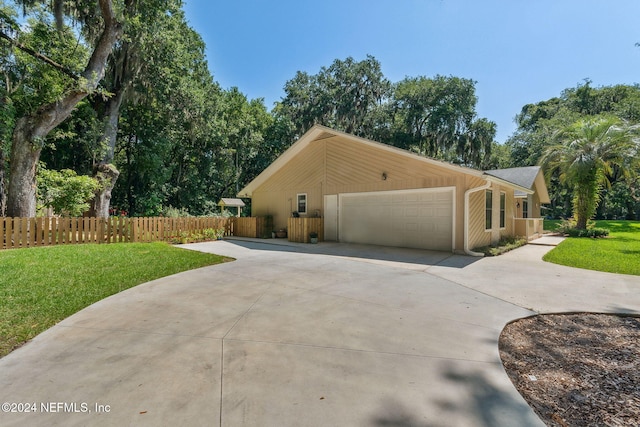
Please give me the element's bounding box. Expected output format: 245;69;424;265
405;207;419;217
436;207;450;217
339;188;453;251
437;192;451;201
420;193;435;202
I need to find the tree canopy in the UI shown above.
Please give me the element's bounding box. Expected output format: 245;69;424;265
507;81;640;220
1;0;638;222
277;56;497;169
541;116;640;228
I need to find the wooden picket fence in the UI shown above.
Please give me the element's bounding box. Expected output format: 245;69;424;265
0;216;233;250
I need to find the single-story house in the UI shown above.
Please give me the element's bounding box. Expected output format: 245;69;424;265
237;125;550;255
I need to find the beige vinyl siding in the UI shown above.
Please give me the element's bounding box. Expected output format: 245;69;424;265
500;188;515;238
324;137;458;194
252;186;323;230
251;141;324;230
252;135;471;233
257;141;325;192
468;183;516;250
468;190;491;250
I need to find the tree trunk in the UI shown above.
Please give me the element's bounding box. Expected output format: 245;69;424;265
91;89;124;217
90;163;120;217
5;133;38;217
7;94;84;217
5;0;122;217
0;145;6;217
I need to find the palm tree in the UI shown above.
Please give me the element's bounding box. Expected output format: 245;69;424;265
541;116;640;229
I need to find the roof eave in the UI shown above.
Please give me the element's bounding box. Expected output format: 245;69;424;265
237;125;486;197
237;125;329;197
534;171;551;204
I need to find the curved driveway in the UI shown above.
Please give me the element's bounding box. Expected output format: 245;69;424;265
1;238;638;426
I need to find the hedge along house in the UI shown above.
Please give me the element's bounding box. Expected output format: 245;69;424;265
237;125;549;256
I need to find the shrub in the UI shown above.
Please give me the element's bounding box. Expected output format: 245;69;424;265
555;219;609;238
564;227;609;238
215;228;225;239
203;228;225;240
475;236;527;256
203;228;217;240
162;205;191;218
37;165;100;216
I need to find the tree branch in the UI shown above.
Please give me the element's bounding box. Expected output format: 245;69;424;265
0;30;79;81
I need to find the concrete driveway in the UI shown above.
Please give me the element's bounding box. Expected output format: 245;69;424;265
1;238;639;426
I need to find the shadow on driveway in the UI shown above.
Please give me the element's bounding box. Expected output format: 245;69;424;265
370;362;541;427
217;237;482;270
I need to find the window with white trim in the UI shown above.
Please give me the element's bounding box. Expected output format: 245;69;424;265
500;192;506;228
297;193;307;214
485;190;492;230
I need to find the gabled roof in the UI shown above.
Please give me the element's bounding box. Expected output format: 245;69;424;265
218;198;245;207
484;166;540;189
484;166;550;203
238;125;534;197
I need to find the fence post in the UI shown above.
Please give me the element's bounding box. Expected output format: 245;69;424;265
8;218;14;248
131;218;138;242
29;217;37;247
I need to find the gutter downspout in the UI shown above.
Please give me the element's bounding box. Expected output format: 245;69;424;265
464;179;491;257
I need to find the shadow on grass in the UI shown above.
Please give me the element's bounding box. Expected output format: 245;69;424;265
598;221;640;233
620;249;640;255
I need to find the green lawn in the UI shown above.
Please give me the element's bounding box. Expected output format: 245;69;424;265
543;220;640;276
0;242;228;357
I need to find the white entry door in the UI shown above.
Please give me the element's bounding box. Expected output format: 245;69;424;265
323;194;338;241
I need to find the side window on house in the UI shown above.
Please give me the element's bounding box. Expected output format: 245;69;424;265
297;193;307;214
485;190;492;230
500;192;506;228
522;200;528;218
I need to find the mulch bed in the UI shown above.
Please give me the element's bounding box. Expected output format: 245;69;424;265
499;313;640;427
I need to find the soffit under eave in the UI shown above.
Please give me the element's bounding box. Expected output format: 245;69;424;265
484;175;534;195
236;126;327;197
534;170;551;204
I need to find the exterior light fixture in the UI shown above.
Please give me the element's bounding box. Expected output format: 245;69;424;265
382;172;387;181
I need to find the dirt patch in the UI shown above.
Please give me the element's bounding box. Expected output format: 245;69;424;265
499;313;640;427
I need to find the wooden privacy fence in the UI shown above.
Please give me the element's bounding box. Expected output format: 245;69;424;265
231;217;272;238
288;217;324;243
1;217;232;250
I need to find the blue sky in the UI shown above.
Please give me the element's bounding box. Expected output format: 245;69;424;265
182;0;640;143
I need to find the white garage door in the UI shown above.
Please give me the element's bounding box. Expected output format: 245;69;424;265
339;188;454;251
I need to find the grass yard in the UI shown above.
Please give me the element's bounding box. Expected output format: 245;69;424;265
0;242;228;357
543;220;640;275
